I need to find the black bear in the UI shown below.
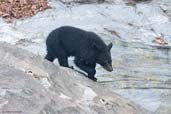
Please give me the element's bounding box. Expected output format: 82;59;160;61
45;26;113;81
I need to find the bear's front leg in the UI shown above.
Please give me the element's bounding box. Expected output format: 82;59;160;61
74;57;97;81
87;69;97;81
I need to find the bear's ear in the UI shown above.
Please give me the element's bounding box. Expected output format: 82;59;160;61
108;42;113;50
93;43;102;51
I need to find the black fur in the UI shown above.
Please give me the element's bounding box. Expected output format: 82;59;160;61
45;26;113;81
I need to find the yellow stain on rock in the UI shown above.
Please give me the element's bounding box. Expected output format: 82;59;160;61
112;59;123;68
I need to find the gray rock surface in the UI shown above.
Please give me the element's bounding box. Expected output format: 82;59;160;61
0;42;149;114
0;0;171;113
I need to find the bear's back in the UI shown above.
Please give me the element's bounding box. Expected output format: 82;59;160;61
47;26;107;56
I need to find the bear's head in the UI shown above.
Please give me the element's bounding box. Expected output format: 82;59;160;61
94;42;113;72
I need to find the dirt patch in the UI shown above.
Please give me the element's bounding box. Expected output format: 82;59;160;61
0;0;49;22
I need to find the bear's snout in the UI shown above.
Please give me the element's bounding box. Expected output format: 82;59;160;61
103;63;113;72
106;66;113;72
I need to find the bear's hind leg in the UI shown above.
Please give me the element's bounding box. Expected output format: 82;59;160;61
58;57;70;68
45;51;55;62
45;54;54;62
49;45;72;69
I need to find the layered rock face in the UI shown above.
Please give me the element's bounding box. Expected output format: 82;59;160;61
0;0;171;114
0;42;149;114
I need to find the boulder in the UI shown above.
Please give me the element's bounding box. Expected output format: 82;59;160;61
0;42;150;114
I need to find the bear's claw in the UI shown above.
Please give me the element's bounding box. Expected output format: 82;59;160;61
88;76;97;81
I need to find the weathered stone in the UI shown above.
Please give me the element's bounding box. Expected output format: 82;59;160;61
0;0;171;113
0;42;149;114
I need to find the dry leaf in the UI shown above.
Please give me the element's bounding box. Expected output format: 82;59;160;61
0;0;49;23
152;37;168;45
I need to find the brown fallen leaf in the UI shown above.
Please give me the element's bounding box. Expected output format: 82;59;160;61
152;37;168;45
0;0;50;23
104;28;121;38
125;1;136;7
